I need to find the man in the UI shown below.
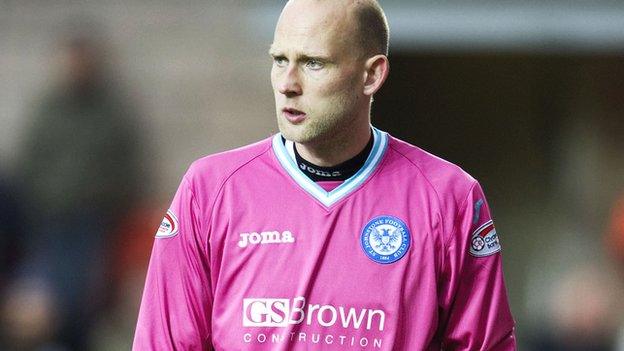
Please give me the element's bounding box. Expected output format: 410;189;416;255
133;0;516;350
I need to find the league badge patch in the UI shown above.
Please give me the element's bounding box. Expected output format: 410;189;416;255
361;215;410;264
469;219;501;257
156;209;179;238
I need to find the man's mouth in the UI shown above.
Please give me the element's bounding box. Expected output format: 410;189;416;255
282;108;307;123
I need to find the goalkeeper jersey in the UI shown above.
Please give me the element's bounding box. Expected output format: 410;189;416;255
133;127;516;350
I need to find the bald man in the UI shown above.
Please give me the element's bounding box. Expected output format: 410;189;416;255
133;1;517;350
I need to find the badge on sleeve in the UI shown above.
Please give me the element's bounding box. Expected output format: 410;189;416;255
469;220;501;257
156;209;179;238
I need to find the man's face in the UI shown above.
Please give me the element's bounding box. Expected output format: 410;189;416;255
270;0;366;145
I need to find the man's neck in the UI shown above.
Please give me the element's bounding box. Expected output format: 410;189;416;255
295;122;372;167
293;132;373;182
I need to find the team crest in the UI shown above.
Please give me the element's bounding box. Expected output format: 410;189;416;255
156;209;179;238
360;216;410;264
469;220;500;257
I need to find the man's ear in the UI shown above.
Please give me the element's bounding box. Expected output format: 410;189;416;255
363;54;389;96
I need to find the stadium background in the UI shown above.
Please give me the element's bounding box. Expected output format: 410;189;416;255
1;0;624;349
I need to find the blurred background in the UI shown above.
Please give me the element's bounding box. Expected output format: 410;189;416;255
1;0;624;350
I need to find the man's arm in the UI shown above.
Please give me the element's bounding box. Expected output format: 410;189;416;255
437;182;516;350
133;175;213;350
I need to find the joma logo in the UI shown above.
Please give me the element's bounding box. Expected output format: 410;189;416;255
238;231;295;248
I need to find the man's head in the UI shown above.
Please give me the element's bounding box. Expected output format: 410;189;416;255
270;0;389;146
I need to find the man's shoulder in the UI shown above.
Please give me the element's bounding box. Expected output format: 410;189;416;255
184;136;274;185
386;134;478;199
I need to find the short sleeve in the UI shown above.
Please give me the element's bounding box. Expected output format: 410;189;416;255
133;176;213;350
438;181;516;350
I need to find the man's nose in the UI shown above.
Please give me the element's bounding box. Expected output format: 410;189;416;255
278;65;302;97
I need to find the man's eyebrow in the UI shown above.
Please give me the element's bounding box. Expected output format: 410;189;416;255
298;54;331;62
268;48;332;63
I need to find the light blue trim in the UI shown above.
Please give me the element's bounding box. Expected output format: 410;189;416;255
272;127;388;207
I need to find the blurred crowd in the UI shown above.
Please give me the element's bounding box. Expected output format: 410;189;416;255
0;22;159;350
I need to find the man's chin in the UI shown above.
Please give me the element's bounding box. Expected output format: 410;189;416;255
277;117;332;145
279;129;308;144
277;121;308;143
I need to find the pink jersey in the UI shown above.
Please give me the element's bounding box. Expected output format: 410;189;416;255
133;127;516;350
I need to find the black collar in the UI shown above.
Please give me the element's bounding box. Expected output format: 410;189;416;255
281;133;374;182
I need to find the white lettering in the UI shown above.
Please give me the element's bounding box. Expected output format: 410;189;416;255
268;300;288;324
242;297;386;331
311;333;320;343
281;231;295;243
271;334;283;343
238;233;249;248
317;305;338;327
262;231;281;243
367;309;386;331
243;332;384;348
249;232;262;244
290;296;305;324
247;300;266;324
374;338;383;348
299;163;343;178
360;337;369;347
306;304;320;325
243;298;289;327
238;231;296;248
339;307;367;329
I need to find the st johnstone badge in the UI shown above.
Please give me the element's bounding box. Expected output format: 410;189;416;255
360;215;410;264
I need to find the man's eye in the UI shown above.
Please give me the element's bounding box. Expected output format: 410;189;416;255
273;57;288;67
306;59;324;70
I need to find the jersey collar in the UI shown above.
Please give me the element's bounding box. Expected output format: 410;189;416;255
272;126;388;207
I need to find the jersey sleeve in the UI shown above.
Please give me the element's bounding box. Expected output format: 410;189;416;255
133;175;213;350
438;181;516;350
